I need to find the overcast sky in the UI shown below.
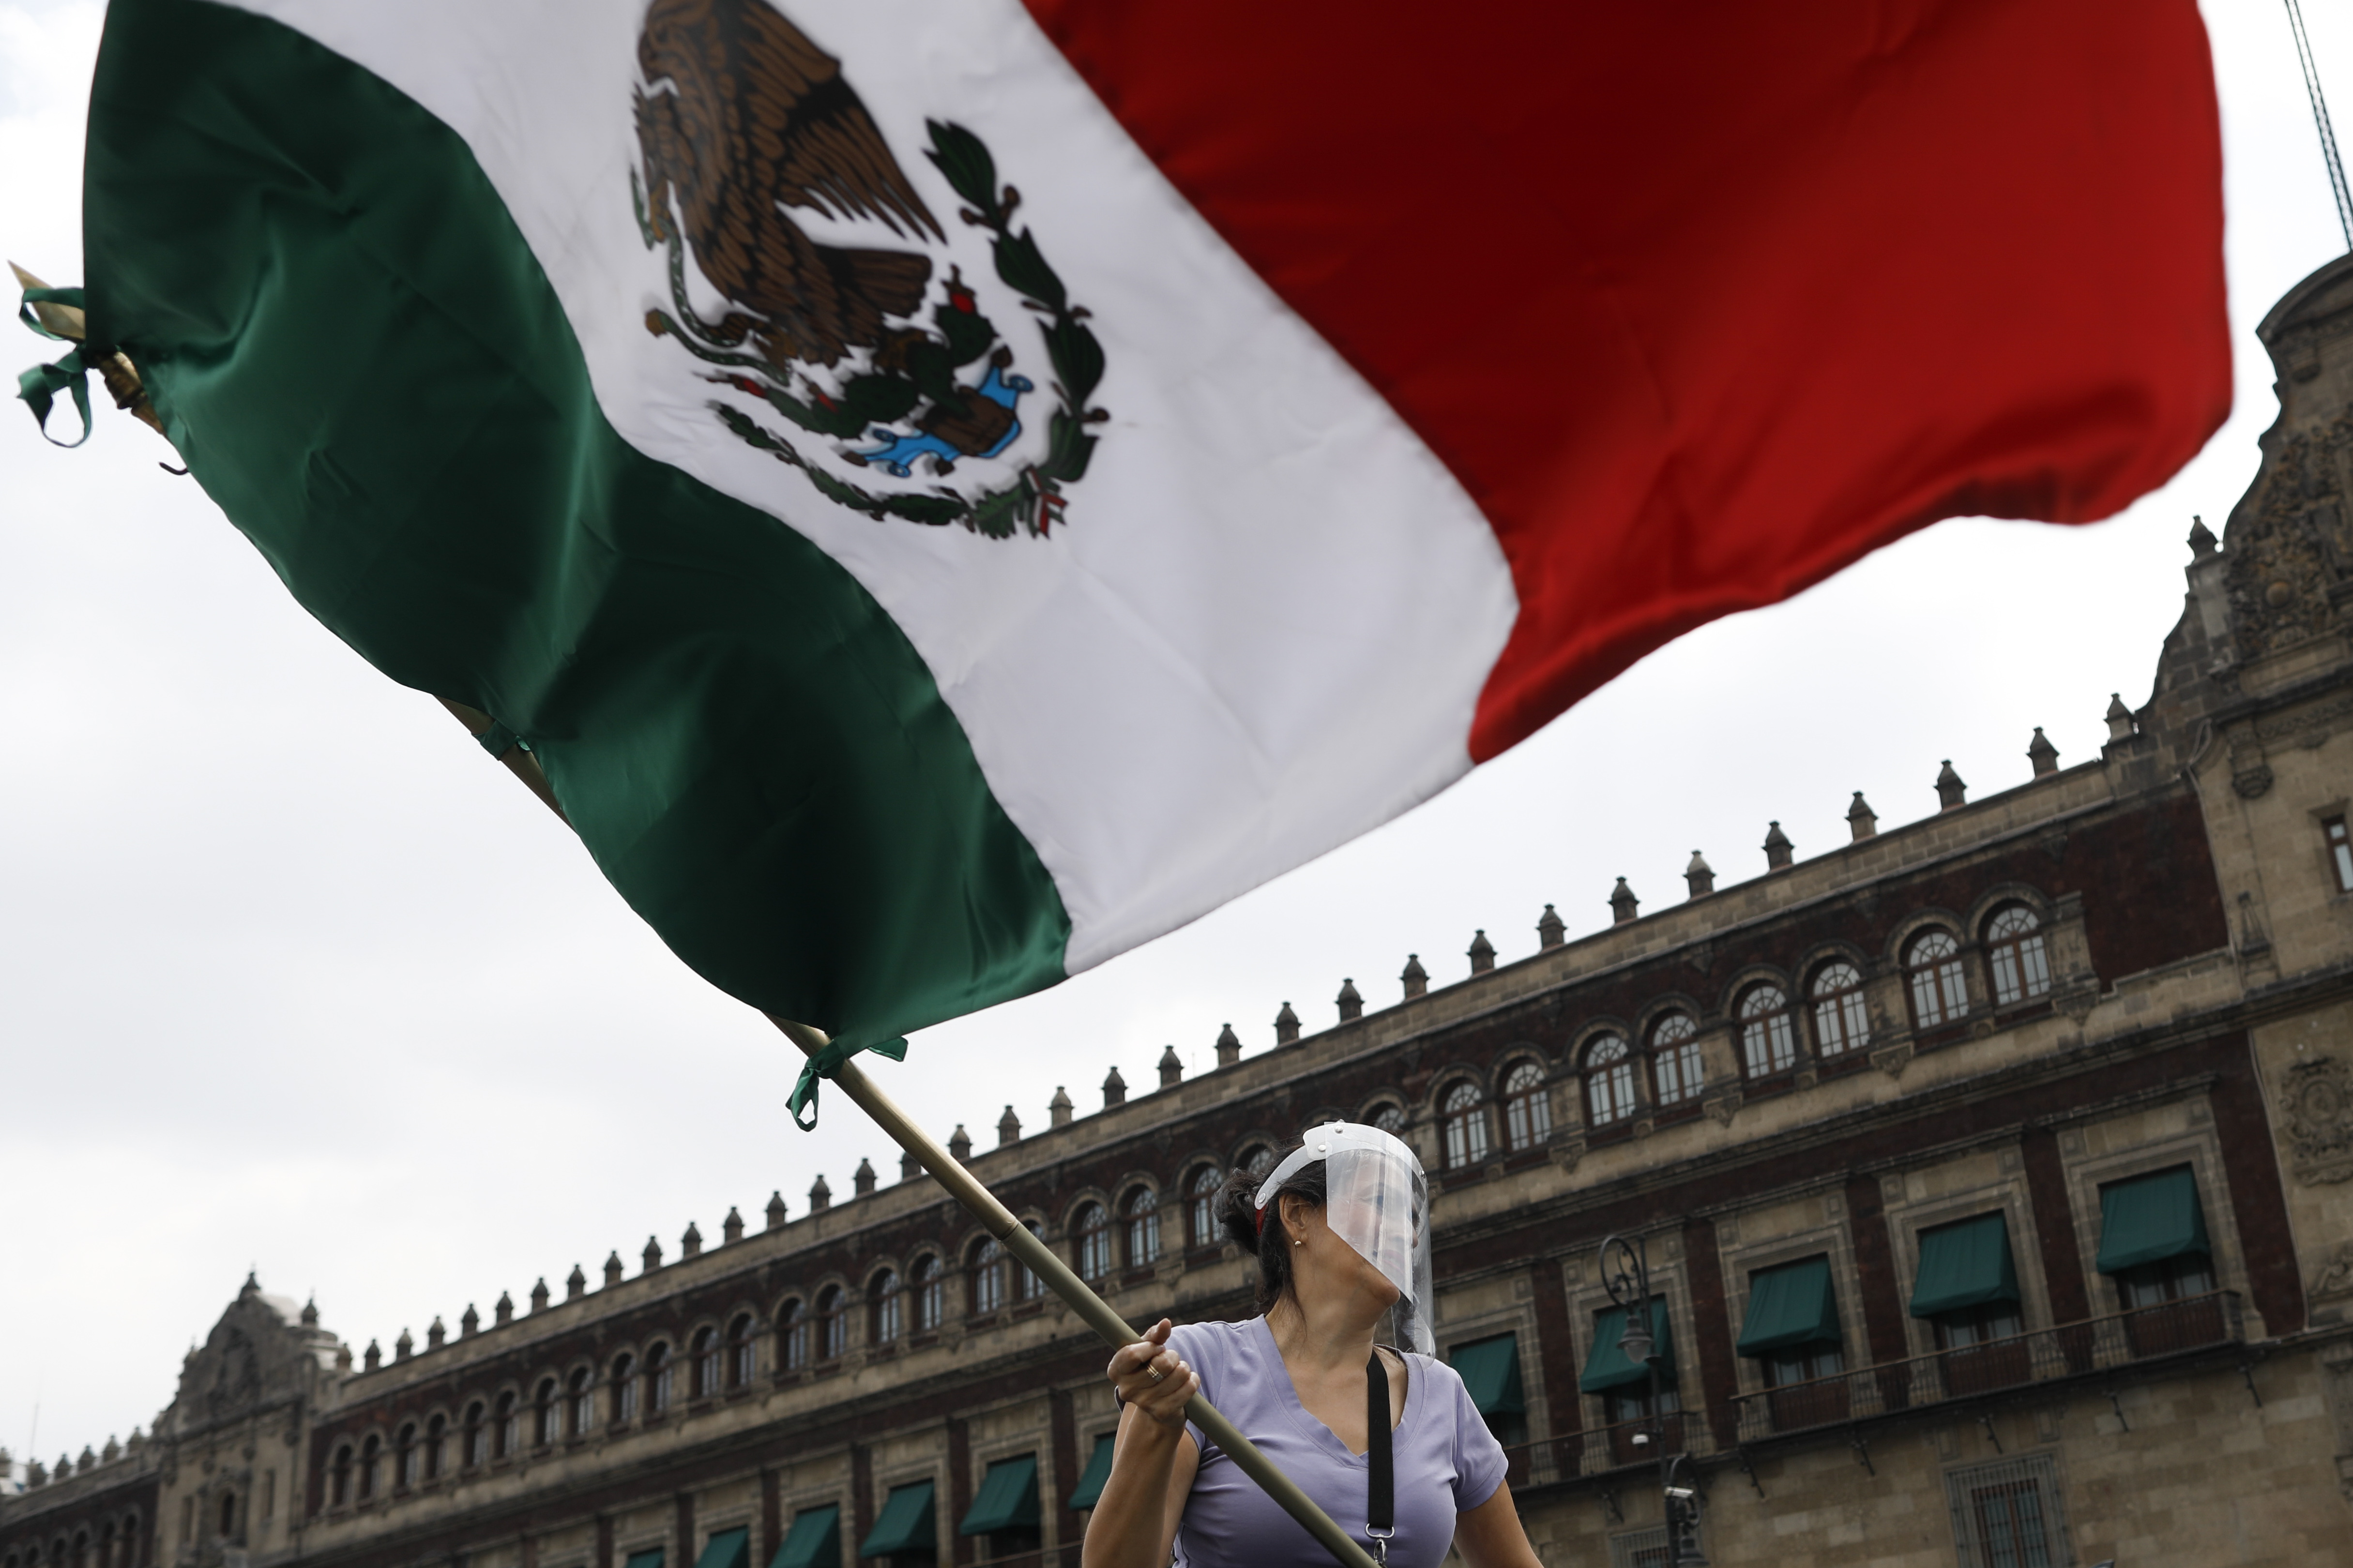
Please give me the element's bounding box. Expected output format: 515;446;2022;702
2;0;2347;1470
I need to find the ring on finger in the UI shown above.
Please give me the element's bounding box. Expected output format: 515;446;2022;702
1147;1364;1165;1383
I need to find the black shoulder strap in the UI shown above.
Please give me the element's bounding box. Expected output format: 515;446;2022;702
1366;1351;1394;1538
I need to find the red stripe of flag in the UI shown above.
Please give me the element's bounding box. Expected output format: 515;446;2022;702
1021;0;2230;757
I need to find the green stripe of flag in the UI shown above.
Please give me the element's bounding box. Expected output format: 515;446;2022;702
82;0;1070;1053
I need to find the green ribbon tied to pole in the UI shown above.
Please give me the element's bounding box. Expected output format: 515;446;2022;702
788;1034;908;1130
16;284;93;448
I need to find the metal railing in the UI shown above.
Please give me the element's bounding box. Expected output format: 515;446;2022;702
1494;1291;2246;1484
1728;1291;2244;1444
1499;1413;1712;1489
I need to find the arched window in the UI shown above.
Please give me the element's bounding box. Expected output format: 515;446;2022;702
728;1313;758;1386
121;1519;138;1568
1235;1144;1274;1181
331;1447;353;1507
1906;929;1968;1027
1649;1013;1702;1106
534;1378;559;1446
424;1414;446;1479
1983;905;2050;1006
1074;1203;1112;1281
910;1256;944;1333
779;1300;811;1369
871;1269;904;1344
1016;1219;1047;1300
358;1434;381;1499
1368;1102;1408;1135
395;1422;417;1488
610;1354;638;1423
494;1391;518;1458
1440;1080;1491;1169
1738;984;1797;1076
1124;1187;1161;1267
461;1402;485;1468
1810;962;1870;1057
1187;1165;1222;1251
98;1527;114;1568
568;1367;595;1435
815;1285;847;1359
1580;1037;1635;1127
646;1342;674;1413
1502;1061;1551;1149
692;1327;721;1397
968;1238;1005;1316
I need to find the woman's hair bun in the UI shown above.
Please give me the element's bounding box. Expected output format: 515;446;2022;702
1217;1144;1328;1315
1213;1169;1262;1251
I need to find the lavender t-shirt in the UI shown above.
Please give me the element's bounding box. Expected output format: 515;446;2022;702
1166;1318;1507;1568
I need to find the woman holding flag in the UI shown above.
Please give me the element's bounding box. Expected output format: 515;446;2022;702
1086;1123;1543;1568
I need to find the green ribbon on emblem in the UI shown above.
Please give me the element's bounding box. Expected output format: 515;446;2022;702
18;347;93;447
788;1035;908;1131
16;284;94;447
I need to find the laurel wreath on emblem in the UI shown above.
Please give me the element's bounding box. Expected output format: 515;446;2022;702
628;1;1106;540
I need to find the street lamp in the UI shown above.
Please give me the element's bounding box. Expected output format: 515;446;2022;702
1599;1234;1696;1567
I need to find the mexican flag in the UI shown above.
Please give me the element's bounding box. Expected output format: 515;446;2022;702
66;0;2226;1063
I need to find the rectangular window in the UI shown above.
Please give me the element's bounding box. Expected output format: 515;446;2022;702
2094;1164;2222;1351
1944;1454;2068;1568
2327;814;2353;893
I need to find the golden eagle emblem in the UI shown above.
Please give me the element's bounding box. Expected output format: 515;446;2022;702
631;0;1107;538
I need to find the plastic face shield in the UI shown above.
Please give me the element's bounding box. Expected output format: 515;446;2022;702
1255;1122;1434;1354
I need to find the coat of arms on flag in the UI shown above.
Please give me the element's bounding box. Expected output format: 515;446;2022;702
632;0;1106;539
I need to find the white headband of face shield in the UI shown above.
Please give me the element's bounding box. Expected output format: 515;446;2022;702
1253;1121;1435;1354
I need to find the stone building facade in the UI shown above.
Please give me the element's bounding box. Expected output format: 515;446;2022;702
10;255;2353;1568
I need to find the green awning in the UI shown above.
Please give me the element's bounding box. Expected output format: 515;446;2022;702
1449;1333;1526;1416
859;1481;936;1559
1737;1257;1842;1355
1579;1298;1674;1394
1066;1435;1114;1511
1909;1212;2021;1319
623;1550;664;1568
958;1456;1039;1537
692;1528;748;1568
770;1507;839;1568
2096;1166;2211;1275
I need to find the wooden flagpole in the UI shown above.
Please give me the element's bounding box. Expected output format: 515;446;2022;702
435;702;1381;1568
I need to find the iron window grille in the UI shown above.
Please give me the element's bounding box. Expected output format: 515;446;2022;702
1943;1453;2070;1568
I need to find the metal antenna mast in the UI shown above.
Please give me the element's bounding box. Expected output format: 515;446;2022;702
2286;0;2353;251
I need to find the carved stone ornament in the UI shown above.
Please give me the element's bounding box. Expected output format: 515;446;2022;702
2233;764;2275;799
2281;1055;2353;1185
2312;1241;2353;1302
2228;410;2353;658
